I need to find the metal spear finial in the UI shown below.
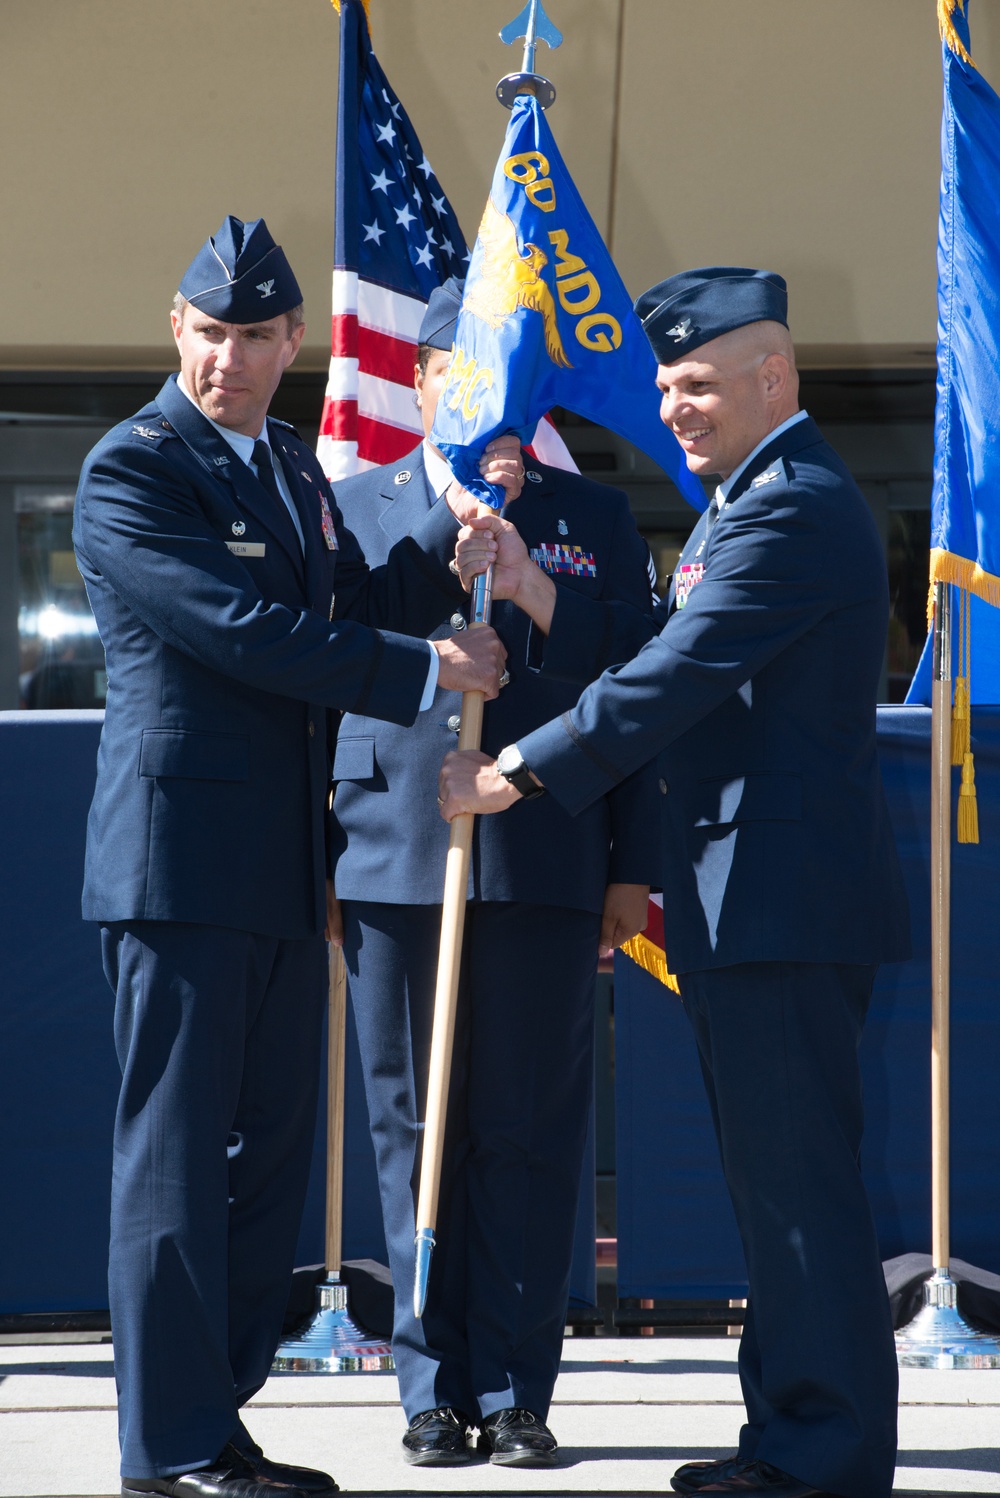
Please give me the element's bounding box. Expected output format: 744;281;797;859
497;0;562;110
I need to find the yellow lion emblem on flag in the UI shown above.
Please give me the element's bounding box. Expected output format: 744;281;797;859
462;198;572;369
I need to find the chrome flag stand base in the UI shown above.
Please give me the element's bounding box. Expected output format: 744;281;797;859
896;1269;1000;1369
271;1276;394;1374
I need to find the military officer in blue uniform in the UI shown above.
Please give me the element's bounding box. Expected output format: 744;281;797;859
73;219;510;1498
328;279;656;1467
441;267;911;1498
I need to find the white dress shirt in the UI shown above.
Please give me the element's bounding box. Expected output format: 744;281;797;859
176;377;440;708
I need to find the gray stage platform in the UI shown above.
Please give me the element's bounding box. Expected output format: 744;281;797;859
2;1335;999;1497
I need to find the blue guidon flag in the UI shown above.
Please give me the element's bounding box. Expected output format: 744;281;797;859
429;92;705;512
907;0;1000;705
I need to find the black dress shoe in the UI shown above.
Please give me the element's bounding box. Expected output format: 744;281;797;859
243;1442;338;1495
401;1407;475;1465
672;1454;746;1494
122;1441;315;1497
673;1458;833;1498
479;1408;558;1467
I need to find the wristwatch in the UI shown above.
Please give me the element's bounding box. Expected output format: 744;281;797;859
496;743;545;800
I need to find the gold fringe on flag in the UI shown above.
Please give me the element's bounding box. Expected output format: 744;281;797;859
620;933;680;996
927;548;1000;622
939;0;978;69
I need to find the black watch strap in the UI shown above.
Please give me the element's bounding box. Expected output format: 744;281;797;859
497;746;545;800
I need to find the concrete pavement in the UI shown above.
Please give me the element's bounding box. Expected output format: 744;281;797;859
2;1334;999;1497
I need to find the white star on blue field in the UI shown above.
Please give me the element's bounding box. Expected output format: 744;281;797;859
356;78;469;298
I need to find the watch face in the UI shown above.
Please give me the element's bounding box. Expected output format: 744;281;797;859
497;745;520;777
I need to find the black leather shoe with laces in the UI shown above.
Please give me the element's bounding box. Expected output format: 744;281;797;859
401;1407;475;1465
242;1442;338;1494
122;1440;320;1497
672;1454;746;1494
479;1408;558;1467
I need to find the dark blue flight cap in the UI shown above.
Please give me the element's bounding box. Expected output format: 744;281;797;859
419;276;465;350
635;266;788;363
178;216;302;323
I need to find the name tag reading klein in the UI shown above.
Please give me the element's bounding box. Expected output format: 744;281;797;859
226;541;266;557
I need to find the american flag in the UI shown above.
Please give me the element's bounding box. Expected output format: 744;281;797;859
319;0;576;481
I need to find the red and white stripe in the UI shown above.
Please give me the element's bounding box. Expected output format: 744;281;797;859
317;270;579;484
317;272;425;481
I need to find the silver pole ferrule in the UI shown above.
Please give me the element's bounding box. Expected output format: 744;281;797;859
933;581;952;682
472;566;493;627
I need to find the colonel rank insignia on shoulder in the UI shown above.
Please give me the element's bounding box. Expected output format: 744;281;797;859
750;464;783;490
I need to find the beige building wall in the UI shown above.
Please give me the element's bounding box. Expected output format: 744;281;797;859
3;0;996;370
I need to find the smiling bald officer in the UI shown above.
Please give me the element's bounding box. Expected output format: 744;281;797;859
441;267;911;1498
73;216;506;1498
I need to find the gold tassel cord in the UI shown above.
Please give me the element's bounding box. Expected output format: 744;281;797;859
938;0;978;69
958;751;980;844
951;675;969;765
620;933;680;996
951;588;970;766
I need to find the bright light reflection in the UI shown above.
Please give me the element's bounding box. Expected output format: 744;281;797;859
19;605;101;641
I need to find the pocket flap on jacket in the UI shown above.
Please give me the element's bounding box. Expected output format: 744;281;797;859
332;735;376;782
139;729;249;781
692;772;802;826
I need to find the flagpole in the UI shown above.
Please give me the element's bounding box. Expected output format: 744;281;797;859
413;562;493;1318
271;947;395;1371
895;584;1000;1367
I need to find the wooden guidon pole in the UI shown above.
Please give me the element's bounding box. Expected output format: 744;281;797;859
326;945;348;1276
413;533;494;1319
930;581;952;1271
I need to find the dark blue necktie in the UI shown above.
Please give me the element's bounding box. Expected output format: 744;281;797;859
252;439;299;551
705;485;724;538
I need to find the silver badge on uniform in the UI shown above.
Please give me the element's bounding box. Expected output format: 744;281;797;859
395;470;411;486
751;468;781;489
527;470;543;484
232;520;246;537
131;424;160;440
557;519;568;535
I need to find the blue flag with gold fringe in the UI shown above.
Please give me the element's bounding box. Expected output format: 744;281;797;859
429;93;704;511
907;0;1000;707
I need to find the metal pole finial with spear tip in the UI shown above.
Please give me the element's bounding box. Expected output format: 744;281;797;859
497;0;563;110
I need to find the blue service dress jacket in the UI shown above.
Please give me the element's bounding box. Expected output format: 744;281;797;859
330;445;658;912
517;415;912;972
73;375;464;940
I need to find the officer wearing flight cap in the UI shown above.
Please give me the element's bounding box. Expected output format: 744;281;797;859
327;276;657;1468
441;266;911;1498
73;218;511;1498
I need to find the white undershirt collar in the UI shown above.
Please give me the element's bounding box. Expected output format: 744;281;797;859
422;439;454;500
176;375;304;550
